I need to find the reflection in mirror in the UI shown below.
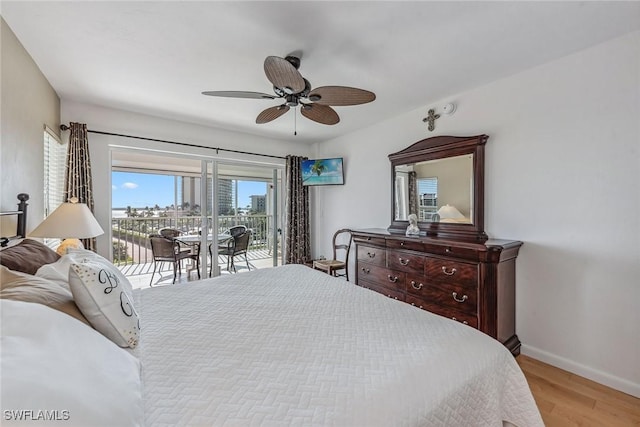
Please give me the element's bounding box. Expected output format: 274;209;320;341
394;154;473;224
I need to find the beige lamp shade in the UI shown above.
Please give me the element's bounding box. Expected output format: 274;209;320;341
29;200;104;241
437;204;465;220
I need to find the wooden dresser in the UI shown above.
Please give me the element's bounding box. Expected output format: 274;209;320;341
352;228;523;355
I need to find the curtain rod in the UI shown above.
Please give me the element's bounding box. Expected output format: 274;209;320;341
59;124;286;160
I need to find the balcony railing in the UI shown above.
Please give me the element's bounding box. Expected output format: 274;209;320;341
111;215;278;267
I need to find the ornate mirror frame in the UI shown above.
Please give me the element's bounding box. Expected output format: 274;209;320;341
388;134;488;241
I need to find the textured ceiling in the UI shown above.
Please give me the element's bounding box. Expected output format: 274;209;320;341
3;1;639;144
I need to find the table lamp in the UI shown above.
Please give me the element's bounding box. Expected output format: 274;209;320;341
29;197;104;255
437;204;465;220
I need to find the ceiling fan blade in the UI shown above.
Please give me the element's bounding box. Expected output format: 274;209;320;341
202;91;276;99
300;104;340;125
308;86;376;106
264;56;305;94
256;105;290;124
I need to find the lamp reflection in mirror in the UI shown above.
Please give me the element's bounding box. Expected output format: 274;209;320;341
29;198;104;255
437;204;466;221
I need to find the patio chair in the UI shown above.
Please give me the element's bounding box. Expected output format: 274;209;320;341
149;234;200;285
210;229;251;274
159;228;182;238
208;225;247;276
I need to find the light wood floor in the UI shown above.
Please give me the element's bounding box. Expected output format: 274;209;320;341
517;355;640;426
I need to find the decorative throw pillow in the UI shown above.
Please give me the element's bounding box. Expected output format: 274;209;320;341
69;260;140;348
36;249;134;301
0;238;60;275
0;265;91;326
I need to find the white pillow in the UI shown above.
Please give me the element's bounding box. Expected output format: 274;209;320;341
36;249;133;301
1;299;142;427
69;260;140;348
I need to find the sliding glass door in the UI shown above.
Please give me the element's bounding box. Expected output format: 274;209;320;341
111;149;283;281
205;161;283;276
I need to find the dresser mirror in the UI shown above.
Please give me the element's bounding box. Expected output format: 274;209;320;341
388;135;488;240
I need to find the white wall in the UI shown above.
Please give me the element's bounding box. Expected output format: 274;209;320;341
313;31;640;396
62;101;313;256
1;18;60;231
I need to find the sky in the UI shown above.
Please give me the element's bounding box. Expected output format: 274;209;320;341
112;172;266;209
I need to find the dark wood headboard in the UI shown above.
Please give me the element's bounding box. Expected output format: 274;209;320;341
0;193;29;247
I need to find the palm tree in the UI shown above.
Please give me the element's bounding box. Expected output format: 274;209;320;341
311;160;327;176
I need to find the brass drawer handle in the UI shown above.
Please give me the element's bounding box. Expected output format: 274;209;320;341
361;267;370;274
400;241;405;246
452;292;468;303
410;280;423;290
452;316;469;325
367;252;376;258
387;275;399;283
441;266;457;276
399;257;409;266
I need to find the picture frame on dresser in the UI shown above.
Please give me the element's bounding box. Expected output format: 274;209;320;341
353;135;523;356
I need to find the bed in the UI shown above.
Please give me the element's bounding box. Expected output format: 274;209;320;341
1;195;543;427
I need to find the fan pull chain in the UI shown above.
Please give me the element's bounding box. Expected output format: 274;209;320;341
294;108;297;136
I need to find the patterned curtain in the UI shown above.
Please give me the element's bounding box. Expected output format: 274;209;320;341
284;155;310;264
64;122;97;251
408;171;418;215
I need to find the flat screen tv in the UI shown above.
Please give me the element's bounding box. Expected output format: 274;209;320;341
301;158;344;186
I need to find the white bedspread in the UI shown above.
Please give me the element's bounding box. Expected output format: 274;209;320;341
136;265;542;427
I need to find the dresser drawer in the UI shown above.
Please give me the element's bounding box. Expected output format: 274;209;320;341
357;263;405;291
406;295;478;328
422;243;480;261
357;245;386;266
386;238;424;252
361;280;405;301
425;258;478;288
387;250;425;274
406;280;477;315
353;235;386;247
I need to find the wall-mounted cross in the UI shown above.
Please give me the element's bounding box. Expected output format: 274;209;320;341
422;108;440;132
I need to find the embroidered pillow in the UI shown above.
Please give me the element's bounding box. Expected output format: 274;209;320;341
69;260;140;348
37;249;134;302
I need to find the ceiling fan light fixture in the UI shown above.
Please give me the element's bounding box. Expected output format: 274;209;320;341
285;95;299;107
204;54;375;128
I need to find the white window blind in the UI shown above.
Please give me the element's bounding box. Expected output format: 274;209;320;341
417;177;438;220
43;127;67;247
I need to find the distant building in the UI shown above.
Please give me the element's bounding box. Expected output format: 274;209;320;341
181;177;198;214
250;194;266;213
218;179;233;215
180;176;234;215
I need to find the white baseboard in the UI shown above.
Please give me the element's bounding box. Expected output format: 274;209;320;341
521;344;640;398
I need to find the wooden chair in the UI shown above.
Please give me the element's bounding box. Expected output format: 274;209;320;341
313;229;353;281
149;234;200;285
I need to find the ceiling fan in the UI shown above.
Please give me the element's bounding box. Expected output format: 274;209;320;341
202;55;376;126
